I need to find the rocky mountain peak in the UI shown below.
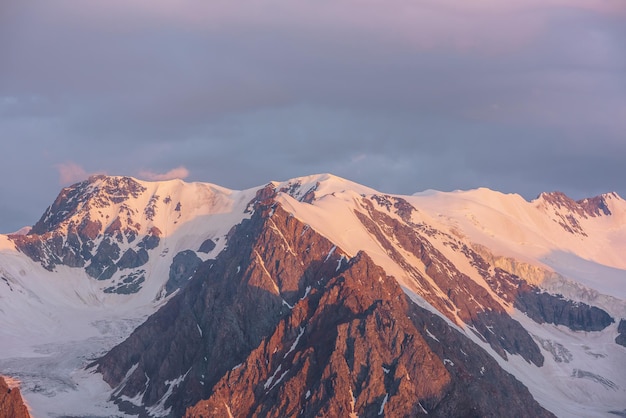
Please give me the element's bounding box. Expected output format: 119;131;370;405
8;176;158;274
537;191;612;218
576;194;614;217
30;175;147;235
94;195;350;416
535;191;615;236
268;173;379;205
2;174;624;417
94;192;556;418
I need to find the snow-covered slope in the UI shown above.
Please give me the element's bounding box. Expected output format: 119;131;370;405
407;188;626;315
1;173;624;417
0;175;259;416
276;179;626;418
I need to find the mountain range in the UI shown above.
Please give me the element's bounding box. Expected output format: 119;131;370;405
0;173;624;417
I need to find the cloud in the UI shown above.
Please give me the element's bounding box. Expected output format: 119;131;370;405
55;162;91;185
17;0;622;61
138;166;190;181
0;0;625;233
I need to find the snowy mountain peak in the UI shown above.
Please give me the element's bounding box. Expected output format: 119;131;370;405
30;175;147;235
1;174;625;418
28;175;241;238
7;175;255;286
269;173;379;203
536;191;613;218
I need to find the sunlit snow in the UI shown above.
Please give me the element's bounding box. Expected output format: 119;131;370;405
1;174;624;417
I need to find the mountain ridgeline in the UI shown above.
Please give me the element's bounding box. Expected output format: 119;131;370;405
2;174;625;417
10;176;162;281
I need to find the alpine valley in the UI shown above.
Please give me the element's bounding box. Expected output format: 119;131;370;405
0;174;625;418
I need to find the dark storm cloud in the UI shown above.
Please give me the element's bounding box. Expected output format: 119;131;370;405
1;0;625;232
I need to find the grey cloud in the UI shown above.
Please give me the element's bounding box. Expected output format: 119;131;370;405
1;1;625;232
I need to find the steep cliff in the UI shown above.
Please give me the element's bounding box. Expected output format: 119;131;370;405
0;376;30;418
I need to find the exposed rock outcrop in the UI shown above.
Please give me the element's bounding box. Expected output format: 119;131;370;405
8;177;162;282
96;195;554;418
537;191;614;236
187;251;553;418
0;376;30;418
117;248;150;270
357;197;544;366
164;250;203;295
95;194;349;416
616;319;626;347
539;191;612;219
487;268;614;331
104;269;146;294
85;238;121;280
197;238;216;254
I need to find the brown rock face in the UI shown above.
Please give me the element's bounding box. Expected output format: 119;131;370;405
95;199;348;416
8;176;162;294
354;194;614;364
186;251;553;418
539;191;612;218
28;175;146;236
356;197;544;366
537;191;613;236
96;195;553;418
186;252;451;418
0;376;30;418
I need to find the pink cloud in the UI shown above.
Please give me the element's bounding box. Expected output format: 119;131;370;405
138;166;190;181
55;162;91;185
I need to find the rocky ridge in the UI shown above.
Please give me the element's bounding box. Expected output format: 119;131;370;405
8;176;162;282
355;194;615;360
0;376;30;418
186;250;553;418
537;191;614;236
6;175;245;298
96;186;555;417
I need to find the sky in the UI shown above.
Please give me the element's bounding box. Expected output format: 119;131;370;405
1;0;625;233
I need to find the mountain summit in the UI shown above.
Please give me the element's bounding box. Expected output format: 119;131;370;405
0;174;624;417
